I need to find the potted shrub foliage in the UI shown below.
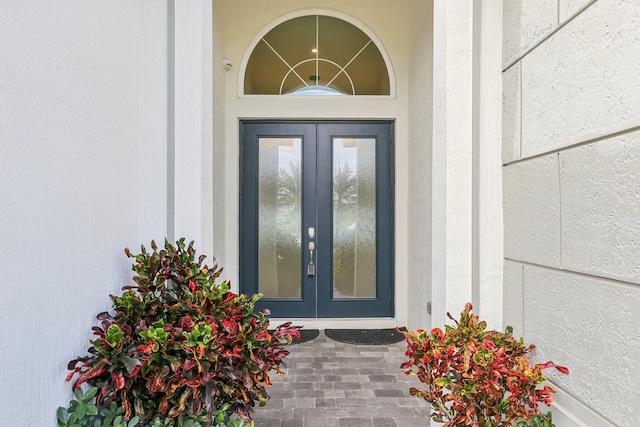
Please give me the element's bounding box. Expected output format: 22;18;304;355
57;239;299;427
400;303;569;427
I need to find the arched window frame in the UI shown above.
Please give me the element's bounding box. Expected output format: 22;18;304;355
238;9;396;99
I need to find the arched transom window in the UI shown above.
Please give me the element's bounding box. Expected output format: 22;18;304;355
244;15;390;96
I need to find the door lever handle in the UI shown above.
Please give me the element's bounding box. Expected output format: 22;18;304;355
307;241;316;276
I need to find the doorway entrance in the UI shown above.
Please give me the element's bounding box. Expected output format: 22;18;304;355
240;121;394;318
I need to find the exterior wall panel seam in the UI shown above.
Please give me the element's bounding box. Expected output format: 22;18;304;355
548;380;618;427
504;257;640;290
502;124;640;166
518;60;522;160
502;0;598;72
557;153;562;269
520;262;524;339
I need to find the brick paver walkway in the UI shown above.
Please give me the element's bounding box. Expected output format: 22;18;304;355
253;331;431;427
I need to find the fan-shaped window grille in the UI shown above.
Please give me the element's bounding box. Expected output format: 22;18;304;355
244;15;390;96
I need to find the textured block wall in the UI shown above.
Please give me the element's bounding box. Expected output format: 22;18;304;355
502;1;640;426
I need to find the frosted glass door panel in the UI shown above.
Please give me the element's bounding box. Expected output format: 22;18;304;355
258;138;302;298
332;138;376;298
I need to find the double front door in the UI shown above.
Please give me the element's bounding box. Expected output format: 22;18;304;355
240;121;394;318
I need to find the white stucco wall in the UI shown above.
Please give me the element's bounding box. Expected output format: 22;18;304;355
502;0;640;425
407;0;434;330
0;2;168;425
212;2;228;262
172;1;214;256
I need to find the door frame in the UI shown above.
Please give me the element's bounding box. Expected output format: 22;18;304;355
239;120;395;318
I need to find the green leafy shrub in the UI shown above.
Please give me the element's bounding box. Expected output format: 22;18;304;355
516;412;556;427
400;303;568;427
59;239;298;426
58;389;251;427
57;387;100;427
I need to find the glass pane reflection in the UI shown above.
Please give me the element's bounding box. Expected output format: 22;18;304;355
332;138;376;298
258;138;302;298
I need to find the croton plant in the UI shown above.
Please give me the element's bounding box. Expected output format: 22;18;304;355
400;303;569;427
58;239;299;427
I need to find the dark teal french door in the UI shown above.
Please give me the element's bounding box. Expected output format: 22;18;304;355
240;121;394;318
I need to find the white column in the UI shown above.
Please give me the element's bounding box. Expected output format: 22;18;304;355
477;1;504;329
431;0;503;328
171;1;214;254
431;0;475;325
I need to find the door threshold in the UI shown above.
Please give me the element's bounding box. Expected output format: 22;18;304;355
269;317;398;330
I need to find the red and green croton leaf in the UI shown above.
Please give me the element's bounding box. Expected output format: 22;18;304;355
400;303;568;427
65;238;300;425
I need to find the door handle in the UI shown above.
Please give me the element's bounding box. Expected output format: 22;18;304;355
307;241;316;276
